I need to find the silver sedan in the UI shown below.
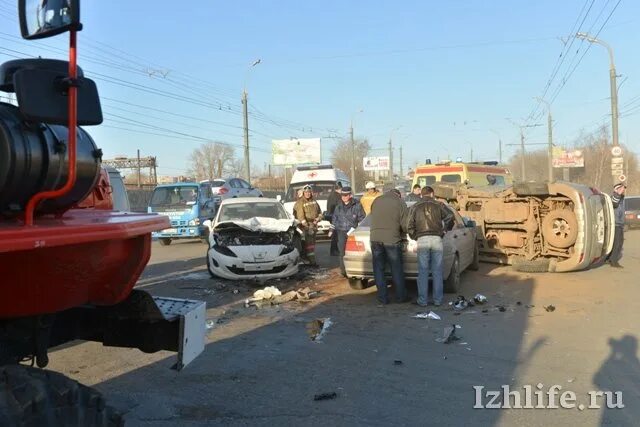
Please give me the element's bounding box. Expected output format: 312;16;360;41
343;205;479;293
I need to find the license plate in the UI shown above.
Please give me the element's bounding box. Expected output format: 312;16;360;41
164;228;177;234
244;264;263;272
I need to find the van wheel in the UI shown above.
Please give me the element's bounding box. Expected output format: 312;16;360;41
542;209;578;248
348;278;369;290
159;238;172;246
444;255;460;293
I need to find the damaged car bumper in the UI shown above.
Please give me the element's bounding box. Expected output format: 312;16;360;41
207;246;299;280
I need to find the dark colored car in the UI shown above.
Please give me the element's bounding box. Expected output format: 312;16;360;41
625;196;640;231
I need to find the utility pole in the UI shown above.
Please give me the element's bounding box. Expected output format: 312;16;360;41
399;146;403;180
470;146;473;162
242;59;261;185
576;33;618;147
535;97;554;182
136;149;141;188
490;129;502;164
388;138;393;184
520;129;526;181
350;124;356;188
242;90;250;184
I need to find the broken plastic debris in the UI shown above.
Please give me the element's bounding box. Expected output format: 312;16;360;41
454;324;462;329
306;318;332;342
233;289;239;294
544;305;556;312
435;325;460;344
473;294;487;304
497;305;506;312
453;295;469;311
314;392;337;401
414;311;441;320
205;319;216;330
245;286;320;308
393;360;403;366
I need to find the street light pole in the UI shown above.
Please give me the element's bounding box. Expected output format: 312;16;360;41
242;59;261;184
534;97;554;182
350;109;363;189
576;32;619;147
506;119;543;181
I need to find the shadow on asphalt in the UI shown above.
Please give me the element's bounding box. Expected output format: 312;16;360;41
89;261;545;426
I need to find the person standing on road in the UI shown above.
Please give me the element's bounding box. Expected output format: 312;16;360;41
360;181;381;215
407;186;454;307
405;184;422;203
326;182;342;256
609;183;627;268
332;186;366;277
369;189;409;305
293;184;322;266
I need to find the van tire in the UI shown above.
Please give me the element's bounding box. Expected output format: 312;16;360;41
159;238;172;246
512;258;550;273
542;209;578;249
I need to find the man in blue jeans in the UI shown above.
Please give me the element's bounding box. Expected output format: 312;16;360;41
407;186;453;307
369;189;409;305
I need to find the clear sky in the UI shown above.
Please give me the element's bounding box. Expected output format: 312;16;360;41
0;0;638;178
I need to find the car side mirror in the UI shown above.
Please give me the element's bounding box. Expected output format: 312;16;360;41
19;0;81;40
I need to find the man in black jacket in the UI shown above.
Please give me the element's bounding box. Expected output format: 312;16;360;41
369;190;409;305
326;182;342;256
407;186;454;306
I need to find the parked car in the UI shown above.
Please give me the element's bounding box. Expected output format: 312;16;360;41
344;203;479;292
432;181;616;272
625;196;640;231
205;198;301;280
200;178;263;201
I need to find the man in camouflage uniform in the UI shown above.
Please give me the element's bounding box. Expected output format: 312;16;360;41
293;184;322;266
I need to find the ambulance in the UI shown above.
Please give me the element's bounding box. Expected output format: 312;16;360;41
283;165;350;235
412;161;513;188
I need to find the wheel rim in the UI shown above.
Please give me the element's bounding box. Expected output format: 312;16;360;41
551;218;572;242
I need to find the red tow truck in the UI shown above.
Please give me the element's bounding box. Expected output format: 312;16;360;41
0;2;206;425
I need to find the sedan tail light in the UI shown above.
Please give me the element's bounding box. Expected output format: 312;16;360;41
218;187;229;195
345;235;365;252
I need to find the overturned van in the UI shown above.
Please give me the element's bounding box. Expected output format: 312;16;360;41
433;181;616;272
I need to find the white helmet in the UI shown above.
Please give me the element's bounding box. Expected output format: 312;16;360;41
365;181;376;190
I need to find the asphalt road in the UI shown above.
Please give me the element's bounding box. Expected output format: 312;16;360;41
48;232;640;426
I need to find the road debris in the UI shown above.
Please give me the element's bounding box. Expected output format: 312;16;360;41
393;360;403;366
473;294;488;304
516;301;522;306
314;392;337;401
435;325;460;344
497;305;506;312
306;318;332;342
205;319;216;330
453;295;470;311
544;305;556;312
414;311;441;320
245;286;320;308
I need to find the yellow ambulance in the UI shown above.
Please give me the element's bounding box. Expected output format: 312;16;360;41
412;161;513;187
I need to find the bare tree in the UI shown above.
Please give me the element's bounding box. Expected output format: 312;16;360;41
187;142;236;181
330;137;371;191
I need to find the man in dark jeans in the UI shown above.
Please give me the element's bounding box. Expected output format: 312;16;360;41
609;183;626;268
369;189;409;305
332;186;366;277
326;182;342;256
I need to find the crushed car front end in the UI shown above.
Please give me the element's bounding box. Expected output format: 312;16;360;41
207;218;300;280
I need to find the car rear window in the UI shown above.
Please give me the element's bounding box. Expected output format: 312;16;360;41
210;180;225;187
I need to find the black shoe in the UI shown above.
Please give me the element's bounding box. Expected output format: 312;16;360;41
610;262;624;269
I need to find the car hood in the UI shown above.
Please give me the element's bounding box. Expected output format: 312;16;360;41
214;217;296;233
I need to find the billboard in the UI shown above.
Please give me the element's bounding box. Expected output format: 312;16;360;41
272;138;321;166
363;156;390;171
552;147;584;168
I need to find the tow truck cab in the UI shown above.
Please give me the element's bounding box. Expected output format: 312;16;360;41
148;182;216;244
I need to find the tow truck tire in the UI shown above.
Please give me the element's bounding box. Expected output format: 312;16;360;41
348;278;369;290
512;258;550;273
542;209;578;249
159;238;172;246
444;254;461;293
0;365;123;427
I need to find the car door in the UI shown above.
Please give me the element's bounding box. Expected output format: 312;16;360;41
229;179;242;198
238;179;253;197
450;208;475;269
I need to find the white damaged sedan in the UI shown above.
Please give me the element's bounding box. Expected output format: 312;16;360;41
205;198;301;280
